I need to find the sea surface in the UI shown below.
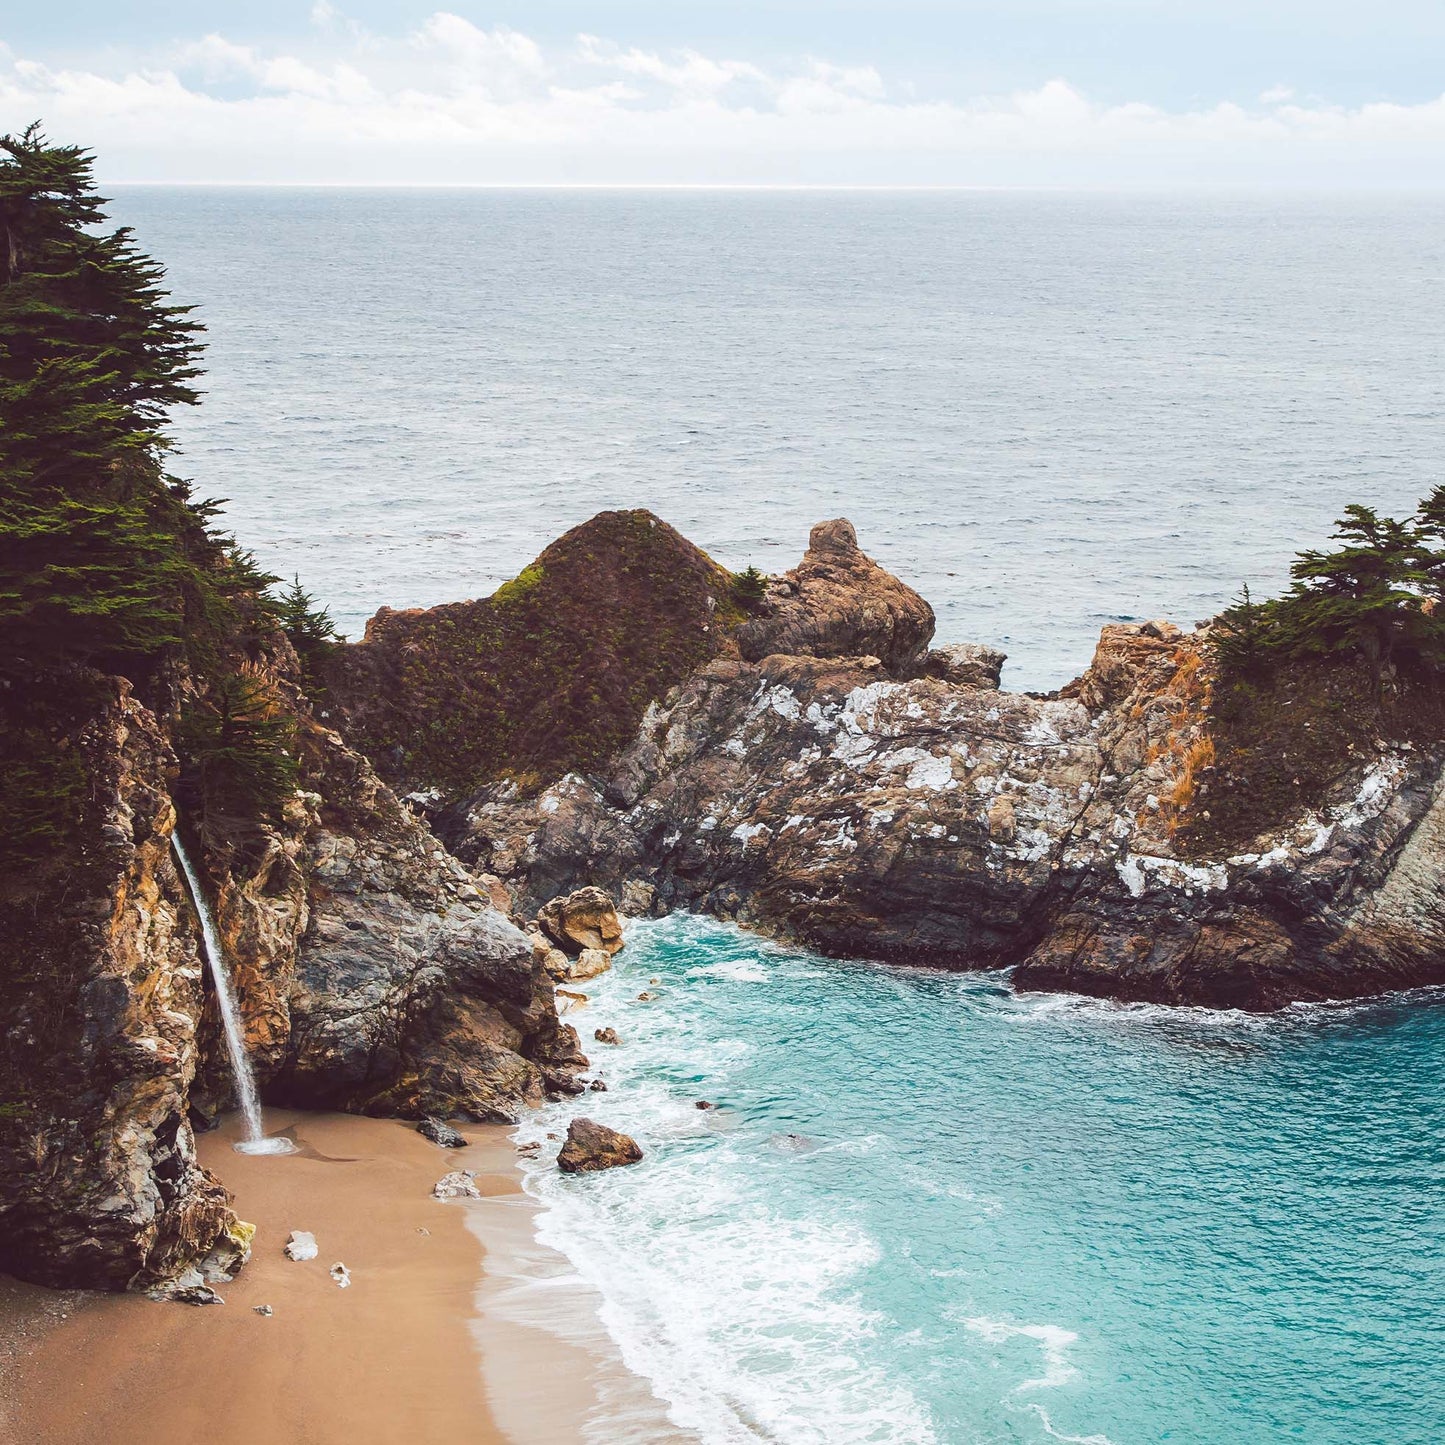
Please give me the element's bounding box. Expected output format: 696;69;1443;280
517;916;1445;1445
107;188;1445;691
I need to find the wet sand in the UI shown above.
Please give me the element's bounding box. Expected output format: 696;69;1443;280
0;1111;525;1445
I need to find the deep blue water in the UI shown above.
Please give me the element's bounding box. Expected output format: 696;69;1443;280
519;916;1445;1444
107;188;1445;691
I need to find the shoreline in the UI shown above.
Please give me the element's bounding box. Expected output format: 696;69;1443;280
0;1109;667;1445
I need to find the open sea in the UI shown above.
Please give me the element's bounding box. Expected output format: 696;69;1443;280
109;187;1444;693
109;189;1445;1441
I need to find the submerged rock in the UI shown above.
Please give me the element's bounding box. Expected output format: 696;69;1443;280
593;1027;622;1046
556;1118;644;1174
417;1117;469;1149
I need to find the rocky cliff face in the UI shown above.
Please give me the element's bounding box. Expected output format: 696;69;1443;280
440;523;1445;1012
0;681;249;1291
0;675;582;1293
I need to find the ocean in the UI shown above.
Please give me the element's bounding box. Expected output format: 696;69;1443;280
108;187;1445;693
515;917;1445;1445
107;188;1445;1441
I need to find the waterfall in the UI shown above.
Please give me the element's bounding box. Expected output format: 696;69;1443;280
172;832;295;1155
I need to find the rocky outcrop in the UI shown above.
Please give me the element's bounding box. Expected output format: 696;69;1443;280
735;519;935;673
440;524;1445;1013
263;726;584;1120
0;681;251;1291
556;1118;644;1174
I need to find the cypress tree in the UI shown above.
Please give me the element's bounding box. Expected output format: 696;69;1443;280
0;122;217;670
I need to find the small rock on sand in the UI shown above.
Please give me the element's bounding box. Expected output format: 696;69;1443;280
284;1231;318;1262
330;1263;351;1288
432;1170;481;1200
254;1304;273;1316
417;1117;469;1148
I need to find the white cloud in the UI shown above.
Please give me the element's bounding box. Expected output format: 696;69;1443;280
4;16;1444;186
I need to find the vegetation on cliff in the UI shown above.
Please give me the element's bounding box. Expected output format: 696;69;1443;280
0;125;337;867
324;508;749;797
1187;489;1445;854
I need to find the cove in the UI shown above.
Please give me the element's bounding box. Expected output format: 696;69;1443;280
517;914;1445;1445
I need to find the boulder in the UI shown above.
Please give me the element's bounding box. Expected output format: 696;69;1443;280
556;1118;644;1174
536;887;625;957
417;1117;469;1149
924;642;1006;690
593;1027;622;1045
567;948;613;981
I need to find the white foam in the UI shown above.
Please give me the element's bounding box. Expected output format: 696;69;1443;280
962;1316;1081;1392
514;939;940;1444
688;960;770;984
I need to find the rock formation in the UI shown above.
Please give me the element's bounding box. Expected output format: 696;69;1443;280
10;505;1445;1298
0;670;583;1292
427;519;1445;1013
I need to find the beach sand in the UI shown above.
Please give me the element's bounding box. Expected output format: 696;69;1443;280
0;1110;575;1445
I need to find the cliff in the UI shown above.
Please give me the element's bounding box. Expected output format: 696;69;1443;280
0;664;582;1293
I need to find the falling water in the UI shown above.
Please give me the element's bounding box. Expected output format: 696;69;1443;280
172;832;296;1156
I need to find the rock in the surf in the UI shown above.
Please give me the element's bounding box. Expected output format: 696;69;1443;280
556;1118;643;1174
536;886;626;957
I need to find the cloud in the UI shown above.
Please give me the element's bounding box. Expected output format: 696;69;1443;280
3;15;1444;186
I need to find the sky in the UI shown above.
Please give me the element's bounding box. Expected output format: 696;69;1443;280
3;2;1444;186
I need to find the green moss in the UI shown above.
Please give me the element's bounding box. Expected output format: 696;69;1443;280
492;563;545;608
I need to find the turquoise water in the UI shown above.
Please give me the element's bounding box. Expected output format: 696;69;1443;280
518;915;1445;1444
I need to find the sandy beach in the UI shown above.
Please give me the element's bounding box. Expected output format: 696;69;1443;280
1;1111;534;1445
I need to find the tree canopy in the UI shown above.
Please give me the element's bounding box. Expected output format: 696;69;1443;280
0;122;245;671
1213;487;1445;681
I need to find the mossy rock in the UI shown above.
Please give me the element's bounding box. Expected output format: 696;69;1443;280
325;510;751;799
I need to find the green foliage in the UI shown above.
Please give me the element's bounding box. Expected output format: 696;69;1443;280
1210;585;1276;678
731;565;768;610
1211;488;1445;683
177;672;298;828
0;121;230;673
268;574;340;688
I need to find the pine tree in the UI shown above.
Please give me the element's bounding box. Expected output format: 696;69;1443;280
1278;505;1436;672
269;574;340;688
